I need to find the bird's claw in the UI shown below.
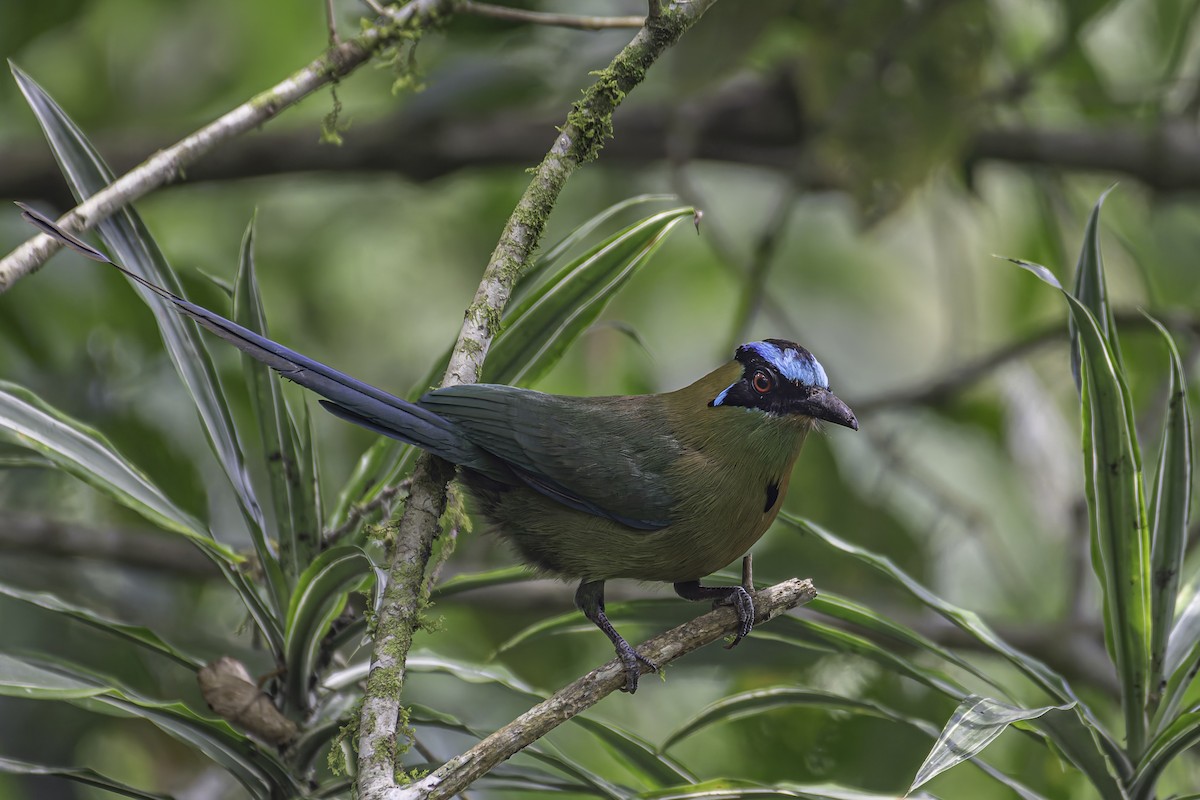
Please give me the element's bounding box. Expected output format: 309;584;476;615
616;642;657;694
720;586;755;650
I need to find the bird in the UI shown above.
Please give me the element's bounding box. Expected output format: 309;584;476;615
19;204;858;693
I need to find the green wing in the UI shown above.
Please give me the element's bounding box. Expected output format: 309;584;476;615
419;384;678;529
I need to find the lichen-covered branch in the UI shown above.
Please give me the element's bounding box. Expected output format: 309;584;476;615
398;579;817;800
354;1;721;796
0;0;459;293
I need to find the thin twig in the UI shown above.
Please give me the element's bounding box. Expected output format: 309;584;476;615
460;1;643;30
0;0;458;292
325;0;341;46
728;181;802;348
852;310;1200;415
323;479;412;546
397;579;817;800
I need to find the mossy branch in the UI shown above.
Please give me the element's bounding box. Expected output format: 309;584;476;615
354;2;721;797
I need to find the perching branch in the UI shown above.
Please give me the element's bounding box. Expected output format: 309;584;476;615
0;0;459;293
397;579;817;800
460;1;644;30
354;3;721;796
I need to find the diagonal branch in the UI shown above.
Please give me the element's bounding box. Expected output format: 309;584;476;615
399;579;817;800
0;0;459;293
354;2;722;796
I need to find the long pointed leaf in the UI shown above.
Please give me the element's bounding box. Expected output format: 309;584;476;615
911;695;1072;794
785;514;1130;793
233;217;310;595
283;545;374;712
0;654;296;799
810;592;1013;699
1011;252;1152;756
0;581;202;671
12;66;268;575
1131;707;1200;797
1144;317;1193;721
1068;186;1122;390
481;206;692;386
0;756;172;800
662;688;1049;800
0;381;225;557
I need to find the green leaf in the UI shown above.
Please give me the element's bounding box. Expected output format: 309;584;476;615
493;599;667;657
481;206;692;386
328;203;693;532
430;565;533;600
810;592;1013;699
12;64;266;552
784;514;1130;793
1011;250;1152;756
12;66;284;653
0;654;296;799
1130;707;1200;797
572;716;695;788
0;756;172;800
1143;317;1193;720
662;687;920;752
405;651;542;698
407;701;629;799
0;381;222;557
1068;186;1122;390
513;193;678;304
233;216;313;592
0;383;283;658
661;688;1050;800
639;780;939;800
765;618;967;700
283;545;374;712
0;581;202;671
910;695;1073;794
1156;589;1200;734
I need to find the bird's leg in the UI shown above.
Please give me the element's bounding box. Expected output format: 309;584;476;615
673;580;755;650
575;580;656;693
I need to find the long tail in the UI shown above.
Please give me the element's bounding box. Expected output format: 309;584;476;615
18;204;485;468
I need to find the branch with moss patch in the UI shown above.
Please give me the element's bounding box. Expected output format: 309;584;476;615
353;2;722;797
0;0;458;292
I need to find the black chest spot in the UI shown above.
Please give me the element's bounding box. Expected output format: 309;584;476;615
763;479;780;513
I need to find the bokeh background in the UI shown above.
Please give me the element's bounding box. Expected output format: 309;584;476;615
1;0;1198;797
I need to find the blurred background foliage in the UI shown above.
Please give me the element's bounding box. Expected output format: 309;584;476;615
0;0;1198;797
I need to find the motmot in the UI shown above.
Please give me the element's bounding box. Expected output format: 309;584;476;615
20;205;858;693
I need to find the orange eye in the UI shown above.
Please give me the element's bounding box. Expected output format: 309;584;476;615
752;370;773;394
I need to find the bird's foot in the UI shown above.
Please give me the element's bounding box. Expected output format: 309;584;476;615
616;640;657;694
674;580;758;650
719;586;755;650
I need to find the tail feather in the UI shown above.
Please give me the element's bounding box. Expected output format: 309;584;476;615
19;204;485;468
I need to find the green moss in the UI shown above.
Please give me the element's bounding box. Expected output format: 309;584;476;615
327;702;362;776
320;84;348;146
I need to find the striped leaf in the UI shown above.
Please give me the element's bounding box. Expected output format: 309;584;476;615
233;216;315;591
911;695;1073;794
1009;252;1152;757
13;65;266;554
